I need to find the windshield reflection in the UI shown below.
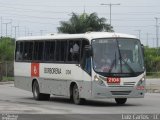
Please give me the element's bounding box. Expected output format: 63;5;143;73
92;38;144;77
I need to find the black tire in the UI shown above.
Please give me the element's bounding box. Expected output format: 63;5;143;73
72;84;85;105
42;94;50;101
115;98;127;105
32;81;50;100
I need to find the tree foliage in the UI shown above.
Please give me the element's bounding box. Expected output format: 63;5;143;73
144;47;160;72
0;37;15;61
57;12;113;33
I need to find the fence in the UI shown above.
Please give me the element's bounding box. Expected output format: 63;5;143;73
146;84;160;93
146;72;160;78
0;61;14;81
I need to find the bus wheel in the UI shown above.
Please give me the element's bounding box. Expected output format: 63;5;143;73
73;84;84;105
32;81;50;100
115;98;127;105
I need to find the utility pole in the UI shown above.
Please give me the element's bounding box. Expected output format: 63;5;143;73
146;33;149;47
40;30;46;36
155;17;159;48
10;19;12;38
28;32;32;36
24;27;27;37
0;17;2;37
153;38;155;48
101;3;120;26
83;5;86;14
12;26;19;38
83;0;86;14
135;30;141;40
3;22;11;37
27;29;30;36
17;24;20;37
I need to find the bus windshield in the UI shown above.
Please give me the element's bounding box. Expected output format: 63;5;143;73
92;38;145;77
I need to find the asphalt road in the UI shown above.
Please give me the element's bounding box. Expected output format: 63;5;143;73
0;83;160;115
0;79;160;120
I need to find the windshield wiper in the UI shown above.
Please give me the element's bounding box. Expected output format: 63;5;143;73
108;39;123;73
116;38;122;72
108;52;116;73
116;38;135;74
120;57;135;73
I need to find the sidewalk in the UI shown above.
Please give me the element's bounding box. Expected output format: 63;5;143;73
0;81;14;85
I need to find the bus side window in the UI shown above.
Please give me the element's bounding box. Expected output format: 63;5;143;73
81;39;90;59
23;41;33;61
68;40;81;62
81;39;90;74
84;57;91;75
54;40;67;62
55;41;61;61
67;39;89;63
44;41;55;61
16;41;23;61
33;41;44;61
68;41;73;61
60;40;67;61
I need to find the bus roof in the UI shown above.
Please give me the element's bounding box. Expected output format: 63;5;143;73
16;32;138;41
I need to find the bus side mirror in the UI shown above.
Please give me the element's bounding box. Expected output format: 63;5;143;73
84;45;92;57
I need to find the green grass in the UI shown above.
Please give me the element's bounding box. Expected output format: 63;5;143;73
0;76;14;82
146;72;160;78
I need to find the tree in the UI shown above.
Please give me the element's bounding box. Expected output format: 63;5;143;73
57;12;113;33
144;46;160;74
0;37;15;61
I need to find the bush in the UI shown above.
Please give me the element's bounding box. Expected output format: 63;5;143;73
0;37;15;61
144;47;160;72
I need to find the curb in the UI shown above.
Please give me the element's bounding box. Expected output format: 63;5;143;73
0;81;14;85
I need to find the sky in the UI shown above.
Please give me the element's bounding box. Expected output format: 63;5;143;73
0;0;160;47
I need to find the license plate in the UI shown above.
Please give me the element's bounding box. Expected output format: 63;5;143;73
106;77;121;84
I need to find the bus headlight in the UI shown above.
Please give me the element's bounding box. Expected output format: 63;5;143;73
94;75;105;86
136;77;145;90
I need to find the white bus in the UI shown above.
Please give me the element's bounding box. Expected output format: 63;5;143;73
14;32;145;105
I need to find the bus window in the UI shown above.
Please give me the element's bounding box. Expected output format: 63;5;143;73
67;41;73;61
33;41;44;61
15;41;24;61
80;39;89;59
23;41;33;61
44;41;55;61
55;40;67;62
67;39;89;63
68;40;81;62
61;40;67;61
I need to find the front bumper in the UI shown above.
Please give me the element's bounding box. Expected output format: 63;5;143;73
91;83;145;99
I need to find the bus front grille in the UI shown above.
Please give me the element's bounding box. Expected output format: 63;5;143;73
111;91;131;95
123;82;136;86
